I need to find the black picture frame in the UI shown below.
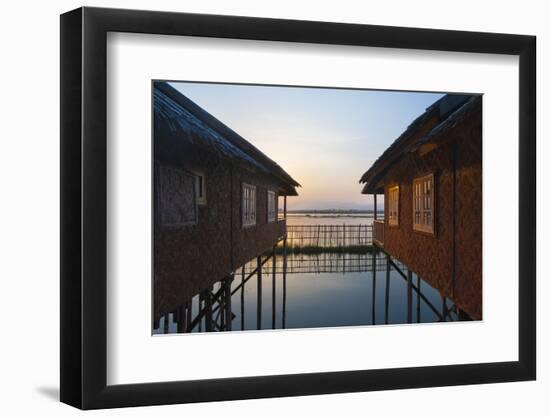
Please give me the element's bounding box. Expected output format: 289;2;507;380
60;6;536;410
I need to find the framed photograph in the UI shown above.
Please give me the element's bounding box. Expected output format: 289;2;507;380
60;6;536;409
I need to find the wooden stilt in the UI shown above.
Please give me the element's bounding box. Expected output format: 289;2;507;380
387;257;443;321
229;255;271;296
441;295;448;322
457;307;472;321
198;297;203;332
163;313;169;334
257;256;262;330
385;254;390;324
187;300;193;333
272;247;277;329
220;283;225;330
223;275;233;331
241;266;245;331
372;250;377;325
282;238;287;329
204;288;213;332
407;269;413;324
177;304;186;333
417;276;421;323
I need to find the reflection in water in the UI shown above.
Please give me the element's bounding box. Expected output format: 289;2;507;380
153;250;467;335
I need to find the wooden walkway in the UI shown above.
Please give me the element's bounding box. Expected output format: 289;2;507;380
286;224;373;247
245;252;397;275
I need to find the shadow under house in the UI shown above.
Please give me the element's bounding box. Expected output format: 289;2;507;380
153;82;300;326
360;94;482;320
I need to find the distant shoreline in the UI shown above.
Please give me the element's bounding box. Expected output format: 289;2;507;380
282;209;381;214
280;209;384;217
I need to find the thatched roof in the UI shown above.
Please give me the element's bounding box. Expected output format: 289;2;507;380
359;94;481;194
154;82;300;196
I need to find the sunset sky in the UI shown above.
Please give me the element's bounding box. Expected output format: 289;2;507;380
171;82;443;210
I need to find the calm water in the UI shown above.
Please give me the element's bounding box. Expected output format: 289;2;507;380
154;251;457;334
284;213;379;226
154;214;461;334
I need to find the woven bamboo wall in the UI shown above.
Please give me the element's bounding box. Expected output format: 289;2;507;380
153;150;286;321
454;119;483;319
382;108;482;319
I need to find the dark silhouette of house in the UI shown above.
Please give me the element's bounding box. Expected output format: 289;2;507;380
360;94;482;320
153;82;299;322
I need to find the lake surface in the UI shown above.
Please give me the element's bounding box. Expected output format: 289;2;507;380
154;250;458;334
284;213;379;226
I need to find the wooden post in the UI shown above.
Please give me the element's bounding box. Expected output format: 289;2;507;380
416;275;421;323
163;313;170;334
241;266;245;331
374;193;378;220
407;269;413;324
198;298;203;332
385;254;390;324
282;238;287;329
220;283;225;330
177;304;186;333
343;224;345;247
257;256;262;330
457;308;472;321
224;275;233;331
344;224;349;246
186;300;193;333
204;288;213;332
371;250;377;325
272;247;277;329
317;224;320;246
283;196;287;219
343;246;346;274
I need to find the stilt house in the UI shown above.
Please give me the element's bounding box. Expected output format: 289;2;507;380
153;82;299;321
360;94;482;319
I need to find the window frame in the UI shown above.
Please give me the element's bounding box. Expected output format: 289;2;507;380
267;190;277;223
194;171;206;205
158;165;198;227
412;173;435;235
387;184;399;227
242;182;257;228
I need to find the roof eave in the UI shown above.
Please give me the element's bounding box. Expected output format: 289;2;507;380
157;81;300;190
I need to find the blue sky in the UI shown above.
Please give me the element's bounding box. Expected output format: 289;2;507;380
170;81;443;210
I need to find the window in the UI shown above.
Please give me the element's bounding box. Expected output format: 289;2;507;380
194;172;206;205
267;190;277;223
413;173;435;234
387;185;399;226
158;165;197;227
242;183;256;227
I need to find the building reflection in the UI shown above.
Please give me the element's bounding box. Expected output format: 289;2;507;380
153;245;469;335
